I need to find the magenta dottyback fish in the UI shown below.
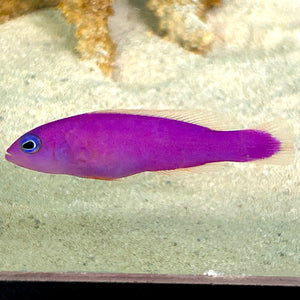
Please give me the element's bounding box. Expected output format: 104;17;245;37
5;110;293;180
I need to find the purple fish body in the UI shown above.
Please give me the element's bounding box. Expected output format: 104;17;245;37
5;111;283;180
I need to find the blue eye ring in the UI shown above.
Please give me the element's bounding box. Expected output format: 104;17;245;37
20;134;41;154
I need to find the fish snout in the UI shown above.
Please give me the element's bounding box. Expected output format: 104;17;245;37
5;148;14;162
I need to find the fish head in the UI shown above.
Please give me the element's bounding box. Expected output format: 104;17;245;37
5;125;70;175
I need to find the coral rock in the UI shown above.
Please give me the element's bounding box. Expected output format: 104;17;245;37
147;0;221;53
0;0;221;76
0;0;58;24
58;0;116;77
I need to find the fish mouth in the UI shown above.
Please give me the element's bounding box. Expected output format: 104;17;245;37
5;149;14;162
5;152;13;162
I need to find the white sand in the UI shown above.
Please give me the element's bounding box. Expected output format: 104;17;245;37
0;0;299;276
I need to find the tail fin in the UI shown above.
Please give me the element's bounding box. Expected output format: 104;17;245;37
253;119;295;165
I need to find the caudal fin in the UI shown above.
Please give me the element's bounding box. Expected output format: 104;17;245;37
253;119;295;165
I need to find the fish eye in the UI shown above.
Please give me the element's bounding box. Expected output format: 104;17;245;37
20;135;41;154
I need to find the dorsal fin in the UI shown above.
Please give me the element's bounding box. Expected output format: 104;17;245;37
92;109;240;131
